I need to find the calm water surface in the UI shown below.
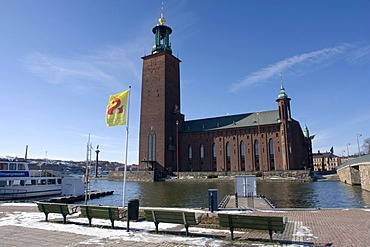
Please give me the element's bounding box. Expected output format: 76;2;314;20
87;179;370;209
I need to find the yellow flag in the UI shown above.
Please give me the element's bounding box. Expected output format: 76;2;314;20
106;89;129;126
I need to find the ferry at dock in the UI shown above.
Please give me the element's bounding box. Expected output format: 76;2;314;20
0;159;62;200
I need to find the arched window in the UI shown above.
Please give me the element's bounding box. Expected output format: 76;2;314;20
147;132;156;170
269;139;275;170
212;143;217;171
200;144;204;170
200;144;204;160
188;145;192;171
226;142;231;171
254;140;260;171
240;141;245;171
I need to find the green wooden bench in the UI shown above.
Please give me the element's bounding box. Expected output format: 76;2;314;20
144;209;201;236
37;202;78;224
80;205;125;228
218;213;285;241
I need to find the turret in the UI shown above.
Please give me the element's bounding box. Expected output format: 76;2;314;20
152;4;172;54
276;83;291;121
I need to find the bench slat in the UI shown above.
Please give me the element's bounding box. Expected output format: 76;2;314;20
80;205;123;228
218;214;286;241
144;210;197;225
80;206;121;220
37;203;70;214
36;202;75;224
144;210;200;236
220;218;284;231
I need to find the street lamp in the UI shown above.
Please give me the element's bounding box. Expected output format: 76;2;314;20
95;145;100;178
257;112;264;179
346;143;351;158
357;134;362;157
176;120;179;179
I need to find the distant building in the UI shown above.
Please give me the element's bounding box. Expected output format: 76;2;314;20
138;13;313;179
312;151;342;171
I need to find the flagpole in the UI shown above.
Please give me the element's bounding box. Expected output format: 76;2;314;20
122;86;131;208
85;133;91;205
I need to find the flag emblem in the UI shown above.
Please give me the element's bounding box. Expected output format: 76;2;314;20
106;89;129;126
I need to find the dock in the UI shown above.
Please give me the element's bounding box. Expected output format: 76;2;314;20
46;190;114;203
219;194;274;210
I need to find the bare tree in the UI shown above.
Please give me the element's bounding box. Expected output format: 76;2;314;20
363;137;370;154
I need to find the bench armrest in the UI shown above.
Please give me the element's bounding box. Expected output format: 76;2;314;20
118;208;127;219
68;205;79;214
194;213;203;225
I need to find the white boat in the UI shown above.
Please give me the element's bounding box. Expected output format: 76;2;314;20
0;159;62;200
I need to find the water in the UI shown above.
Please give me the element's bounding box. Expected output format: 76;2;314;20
86;179;370;209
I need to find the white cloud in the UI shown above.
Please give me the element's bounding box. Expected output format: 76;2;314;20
24;43;143;94
229;43;370;92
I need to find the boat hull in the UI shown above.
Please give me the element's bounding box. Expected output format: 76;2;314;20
0;184;62;200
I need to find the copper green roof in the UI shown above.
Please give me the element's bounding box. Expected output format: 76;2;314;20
278;84;288;99
182;110;281;133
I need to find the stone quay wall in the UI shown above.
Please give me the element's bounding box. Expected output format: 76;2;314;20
108;170;312;182
360;164;370;191
108;170;155;182
337;166;361;185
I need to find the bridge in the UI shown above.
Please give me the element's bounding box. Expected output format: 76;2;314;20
336;154;370;192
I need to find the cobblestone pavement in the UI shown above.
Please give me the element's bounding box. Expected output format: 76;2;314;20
0;204;369;246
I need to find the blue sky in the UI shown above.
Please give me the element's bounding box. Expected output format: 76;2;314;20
1;0;369;163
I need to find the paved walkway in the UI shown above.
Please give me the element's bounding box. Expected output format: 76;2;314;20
0;203;369;246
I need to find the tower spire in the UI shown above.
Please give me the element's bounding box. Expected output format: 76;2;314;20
280;72;284;88
159;1;166;25
278;72;288;99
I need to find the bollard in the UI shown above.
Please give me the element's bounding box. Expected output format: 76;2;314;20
210;192;214;213
208;189;218;212
235;192;238;208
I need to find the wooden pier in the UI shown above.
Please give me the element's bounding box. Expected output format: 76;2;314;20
219;194;274;210
46;190;114;203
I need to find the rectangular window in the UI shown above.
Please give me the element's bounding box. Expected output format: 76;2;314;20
0;163;8;170
9;163;17;170
18;163;26;170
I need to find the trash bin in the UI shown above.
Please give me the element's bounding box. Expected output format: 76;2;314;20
128;199;139;220
208;189;218;212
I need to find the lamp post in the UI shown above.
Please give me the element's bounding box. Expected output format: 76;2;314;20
346;143;351;158
95;145;100;178
257;112;264;179
176;120;179;179
357;134;362;157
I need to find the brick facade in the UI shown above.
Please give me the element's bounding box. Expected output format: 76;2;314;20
138;19;312;178
179;115;310;173
139;52;183;172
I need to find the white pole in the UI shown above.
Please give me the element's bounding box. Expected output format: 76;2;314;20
85;133;91;205
357;134;362;157
122;86;131;208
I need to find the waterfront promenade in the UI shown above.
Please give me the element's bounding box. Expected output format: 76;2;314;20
1;203;369;246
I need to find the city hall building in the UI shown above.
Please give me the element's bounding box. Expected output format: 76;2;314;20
138;15;313;178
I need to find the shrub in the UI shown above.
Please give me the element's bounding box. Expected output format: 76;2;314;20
255;171;263;177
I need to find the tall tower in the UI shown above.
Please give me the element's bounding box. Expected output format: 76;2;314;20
276;84;292;170
139;9;183;178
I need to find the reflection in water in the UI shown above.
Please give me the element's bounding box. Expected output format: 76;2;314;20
87;180;234;208
87;180;370;209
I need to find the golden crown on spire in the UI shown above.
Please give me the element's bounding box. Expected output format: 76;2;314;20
159;16;166;25
158;1;166;25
